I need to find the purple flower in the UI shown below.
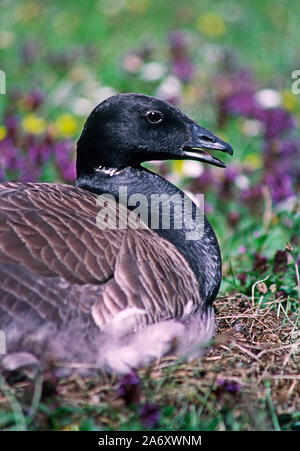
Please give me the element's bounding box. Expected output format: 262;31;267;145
116;372;140;405
190;171;214;193
224;165;239;182
170;57;195;83
252;253;268;274
4;115;19;138
262;138;299;203
237;273;247;285
138;403;160;428
61;162;76;181
54;141;76;181
215;69;259;125
168;30;189;50
273;250;288;273
168;30;194;82
19;158;41;182
0;139;18;171
278;139;300;157
217;378;242;394
262;108;295;140
26;142;51;165
223;91;264;120
264;172;294;204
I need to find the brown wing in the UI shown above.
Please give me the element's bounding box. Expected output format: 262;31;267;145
0;182;201;333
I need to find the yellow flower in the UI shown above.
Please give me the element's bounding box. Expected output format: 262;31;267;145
0;126;7;141
55;114;78;138
172;160;184;175
22;114;46;135
281;90;298;112
197;13;226;38
243;153;262;170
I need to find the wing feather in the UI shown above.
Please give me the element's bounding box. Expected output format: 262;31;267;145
0;183;202;338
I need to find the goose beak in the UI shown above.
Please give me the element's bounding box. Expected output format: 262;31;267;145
182;123;233;168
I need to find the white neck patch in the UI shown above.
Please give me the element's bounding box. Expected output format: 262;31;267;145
95;166;120;176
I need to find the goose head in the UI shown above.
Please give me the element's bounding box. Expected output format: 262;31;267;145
76;93;233;176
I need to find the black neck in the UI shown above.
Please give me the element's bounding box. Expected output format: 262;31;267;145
75;166;222;305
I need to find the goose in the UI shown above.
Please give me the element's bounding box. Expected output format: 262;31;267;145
0;93;233;374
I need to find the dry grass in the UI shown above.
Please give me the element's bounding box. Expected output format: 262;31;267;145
205;295;299;423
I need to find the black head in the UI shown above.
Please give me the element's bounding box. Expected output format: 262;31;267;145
76;93;233;177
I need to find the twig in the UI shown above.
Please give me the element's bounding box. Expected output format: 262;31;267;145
257;341;300;358
268;374;300;380
217;314;260;319
277;302;298;329
232;342;261;362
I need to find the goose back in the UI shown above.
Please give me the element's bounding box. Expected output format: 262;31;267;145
0;182;209;373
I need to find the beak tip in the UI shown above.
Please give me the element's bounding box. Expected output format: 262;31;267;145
183;122;233;167
226;144;234;156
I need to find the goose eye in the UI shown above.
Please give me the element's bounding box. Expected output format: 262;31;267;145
146;110;163;124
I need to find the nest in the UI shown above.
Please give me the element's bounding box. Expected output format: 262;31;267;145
0;295;299;430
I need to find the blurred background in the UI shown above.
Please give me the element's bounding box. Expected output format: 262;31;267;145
0;0;300;301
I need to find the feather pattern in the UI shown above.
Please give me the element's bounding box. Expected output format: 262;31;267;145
0;183;207;373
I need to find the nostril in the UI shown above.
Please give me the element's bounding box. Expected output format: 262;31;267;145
200;135;215;143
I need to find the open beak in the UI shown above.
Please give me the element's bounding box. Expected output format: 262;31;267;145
182;123;233;168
